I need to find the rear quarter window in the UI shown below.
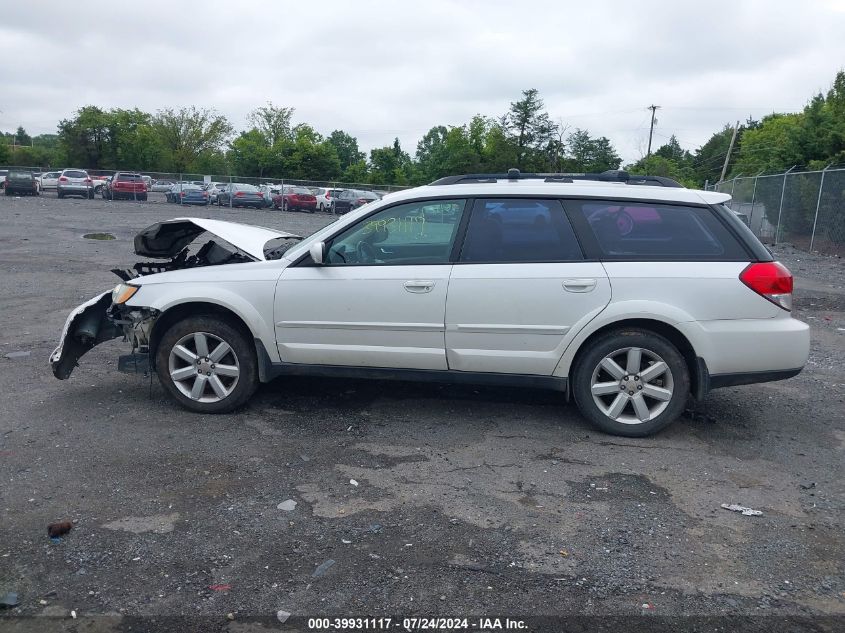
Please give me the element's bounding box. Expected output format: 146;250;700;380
567;200;749;261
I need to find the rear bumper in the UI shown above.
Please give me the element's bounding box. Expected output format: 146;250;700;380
678;316;810;377
6;184;38;193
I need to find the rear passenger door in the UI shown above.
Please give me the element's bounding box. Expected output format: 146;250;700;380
445;198;611;375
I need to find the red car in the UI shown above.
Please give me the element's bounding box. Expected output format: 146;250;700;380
272;185;317;213
104;172;148;201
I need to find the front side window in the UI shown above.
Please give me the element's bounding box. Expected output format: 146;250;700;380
571;200;746;260
325;199;466;266
459;199;583;263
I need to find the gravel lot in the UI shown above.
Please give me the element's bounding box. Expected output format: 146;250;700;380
1;191;843;631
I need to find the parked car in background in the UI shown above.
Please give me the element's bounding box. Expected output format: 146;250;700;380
105;172;148;201
273;185;317;212
0;170;7;189
259;183;282;208
40;171;61;190
330;189;379;214
151;180;175;192
57;169;94;199
313;187;343;212
217;183;265;208
165;183;199;202
205;182;228;204
141;175;152;190
173;184;209;206
90;175;109;195
4;170;40;196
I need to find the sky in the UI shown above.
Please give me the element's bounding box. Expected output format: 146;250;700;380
2;0;845;164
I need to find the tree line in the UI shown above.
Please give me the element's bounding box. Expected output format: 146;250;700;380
2;72;844;187
0;90;620;185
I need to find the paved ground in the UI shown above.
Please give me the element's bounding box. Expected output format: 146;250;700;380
0;191;843;631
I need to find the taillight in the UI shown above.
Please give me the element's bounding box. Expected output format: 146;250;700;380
740;262;793;311
180;191;186;197
202;192;208;197
235;191;244;197
84;178;92;184
59;176;68;182
357;198;367;204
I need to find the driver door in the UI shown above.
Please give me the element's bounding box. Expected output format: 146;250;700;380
274;199;467;370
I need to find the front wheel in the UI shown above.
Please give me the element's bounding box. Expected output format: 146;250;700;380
155;316;258;414
572;328;689;437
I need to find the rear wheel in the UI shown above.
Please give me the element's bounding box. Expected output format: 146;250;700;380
155;316;258;414
572;328;689;437
57;191;64;199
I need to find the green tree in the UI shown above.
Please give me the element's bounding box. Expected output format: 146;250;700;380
506;89;556;170
152;107;233;173
15;126;31;146
57;106;111;168
230;129;275;178
326;130;364;171
565;129;621;172
0;139;10;165
369;138;413;185
247;101;294;147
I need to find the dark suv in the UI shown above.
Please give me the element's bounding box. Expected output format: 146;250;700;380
330;189;380;214
105;172;148;201
4;170;40;196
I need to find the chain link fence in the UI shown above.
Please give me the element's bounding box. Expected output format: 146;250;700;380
707;166;845;256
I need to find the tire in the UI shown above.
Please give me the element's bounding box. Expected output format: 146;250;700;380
572;328;690;437
4;189;10;196
94;185;103;194
155;315;258;414
139;194;147;201
318;203;325;212
88;190;95;199
57;191;64;199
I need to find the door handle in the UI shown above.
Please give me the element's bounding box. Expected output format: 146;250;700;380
404;280;435;293
562;278;597;293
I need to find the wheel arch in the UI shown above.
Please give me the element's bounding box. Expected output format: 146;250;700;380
148;301;274;381
562;318;706;400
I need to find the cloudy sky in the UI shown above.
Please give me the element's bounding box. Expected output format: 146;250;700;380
2;0;845;163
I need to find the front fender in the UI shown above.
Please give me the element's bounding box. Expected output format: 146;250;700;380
553;299;700;378
127;281;280;363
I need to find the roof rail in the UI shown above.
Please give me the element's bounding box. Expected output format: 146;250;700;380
429;169;684;188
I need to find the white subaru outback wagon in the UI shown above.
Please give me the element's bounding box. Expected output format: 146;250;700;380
50;170;810;437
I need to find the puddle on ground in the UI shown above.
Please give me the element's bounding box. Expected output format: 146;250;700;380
83;233;115;240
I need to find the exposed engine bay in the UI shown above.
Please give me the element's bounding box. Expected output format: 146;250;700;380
112;238;258;280
50;217;301;380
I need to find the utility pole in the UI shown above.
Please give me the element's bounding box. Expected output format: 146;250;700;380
646;105;660;157
719;120;740;183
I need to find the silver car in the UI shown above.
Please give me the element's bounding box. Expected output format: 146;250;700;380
57;169;94;199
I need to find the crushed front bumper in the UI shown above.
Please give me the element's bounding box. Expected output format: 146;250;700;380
50;292;157;379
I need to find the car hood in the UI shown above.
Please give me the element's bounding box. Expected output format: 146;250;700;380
134;217;300;261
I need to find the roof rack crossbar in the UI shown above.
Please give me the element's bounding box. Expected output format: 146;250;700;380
429;169;683;188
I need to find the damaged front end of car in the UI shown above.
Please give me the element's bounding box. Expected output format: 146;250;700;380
49;286;159;379
50;217;300;380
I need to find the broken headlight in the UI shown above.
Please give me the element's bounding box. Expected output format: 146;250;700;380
111;283;139;305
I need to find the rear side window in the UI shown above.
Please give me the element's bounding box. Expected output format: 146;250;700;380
459;199;584;263
568;200;748;260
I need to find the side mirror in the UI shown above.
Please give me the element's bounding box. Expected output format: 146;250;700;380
309;241;326;265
